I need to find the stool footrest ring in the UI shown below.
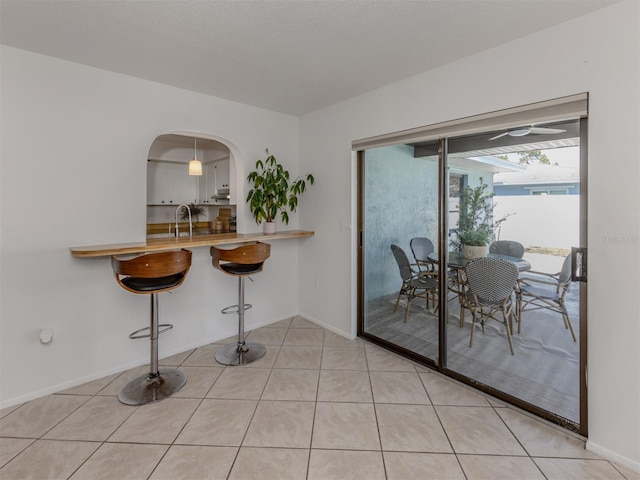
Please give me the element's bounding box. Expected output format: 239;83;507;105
128;324;173;340
221;304;252;315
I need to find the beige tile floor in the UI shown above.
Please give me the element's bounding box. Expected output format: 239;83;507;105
1;316;637;480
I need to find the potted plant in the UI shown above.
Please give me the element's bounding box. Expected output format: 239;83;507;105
246;149;314;234
456;183;510;258
179;203;206;223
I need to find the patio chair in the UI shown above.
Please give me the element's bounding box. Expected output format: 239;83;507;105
464;257;519;355
391;244;438;323
409;237;439;309
410;237;436;272
489;240;525;259
410;237;461;310
516;254;576;342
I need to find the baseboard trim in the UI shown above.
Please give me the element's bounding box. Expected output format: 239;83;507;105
586;439;640;474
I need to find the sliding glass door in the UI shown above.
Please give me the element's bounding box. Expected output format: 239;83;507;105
443;120;584;428
357;105;587;434
358;144;441;365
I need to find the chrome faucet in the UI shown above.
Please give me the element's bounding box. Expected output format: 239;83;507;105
175;204;193;238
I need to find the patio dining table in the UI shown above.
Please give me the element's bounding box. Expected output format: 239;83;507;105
428;252;531;326
443;251;531;272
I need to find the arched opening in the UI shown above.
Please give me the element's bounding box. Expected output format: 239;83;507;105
146;132;243;237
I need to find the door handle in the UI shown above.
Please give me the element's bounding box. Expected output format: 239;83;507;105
571;247;587;282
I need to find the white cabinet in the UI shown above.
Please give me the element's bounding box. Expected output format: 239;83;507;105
197;163;218;204
147;162;198;205
208;163;218;196
196;159;231;204
170;164;198;204
148;159;230;206
213;159;230;192
197;166;207;203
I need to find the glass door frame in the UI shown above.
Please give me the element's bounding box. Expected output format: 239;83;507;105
356;146;441;369
356;120;588;436
355;138;451;369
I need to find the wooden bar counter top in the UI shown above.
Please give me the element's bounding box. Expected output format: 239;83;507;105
70;230;314;258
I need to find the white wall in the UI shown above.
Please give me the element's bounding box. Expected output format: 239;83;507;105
494;195;580;249
298;0;639;471
0;46;304;404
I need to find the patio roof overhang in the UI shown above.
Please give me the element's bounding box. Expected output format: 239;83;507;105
411;119;580;159
449;155;527;173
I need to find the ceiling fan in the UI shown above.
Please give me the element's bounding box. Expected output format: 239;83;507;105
489;125;566;140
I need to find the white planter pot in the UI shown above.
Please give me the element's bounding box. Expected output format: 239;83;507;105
263;221;276;234
463;244;488;259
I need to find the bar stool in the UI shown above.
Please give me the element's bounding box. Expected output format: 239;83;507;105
210;242;271;366
111;249;192;405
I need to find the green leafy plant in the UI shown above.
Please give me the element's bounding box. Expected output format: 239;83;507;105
456;183;510;248
458;228;491;247
246;149;314;224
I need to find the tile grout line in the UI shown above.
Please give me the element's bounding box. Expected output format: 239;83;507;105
364;342;390;479
1;316;629;479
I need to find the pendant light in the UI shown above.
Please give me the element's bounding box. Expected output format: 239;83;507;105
188;137;202;176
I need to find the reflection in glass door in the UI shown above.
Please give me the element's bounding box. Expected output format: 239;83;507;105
359;144;441;365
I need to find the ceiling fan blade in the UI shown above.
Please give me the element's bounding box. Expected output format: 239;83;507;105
489;125;565;141
507;127;532;137
529;127;566;135
489;132;509;140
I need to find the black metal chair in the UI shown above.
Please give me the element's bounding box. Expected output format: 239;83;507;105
517;254;576;342
391;244;438;323
464;256;519;355
489;240;525;259
111;249;192;405
410;237;441;309
411;237;465;317
410;237;436;272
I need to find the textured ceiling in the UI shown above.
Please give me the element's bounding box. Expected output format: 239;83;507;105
0;0;616;115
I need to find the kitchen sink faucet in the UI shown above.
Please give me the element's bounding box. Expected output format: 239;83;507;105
175;204;193;238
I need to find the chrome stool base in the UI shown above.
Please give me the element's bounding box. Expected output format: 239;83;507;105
117;367;187;406
215;342;266;366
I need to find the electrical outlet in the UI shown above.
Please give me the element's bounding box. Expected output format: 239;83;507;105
39;328;54;344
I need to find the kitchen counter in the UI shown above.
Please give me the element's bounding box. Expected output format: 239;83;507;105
70;230;314;258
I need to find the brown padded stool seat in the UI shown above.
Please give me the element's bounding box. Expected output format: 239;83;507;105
211;242;270;365
112;249;192;405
